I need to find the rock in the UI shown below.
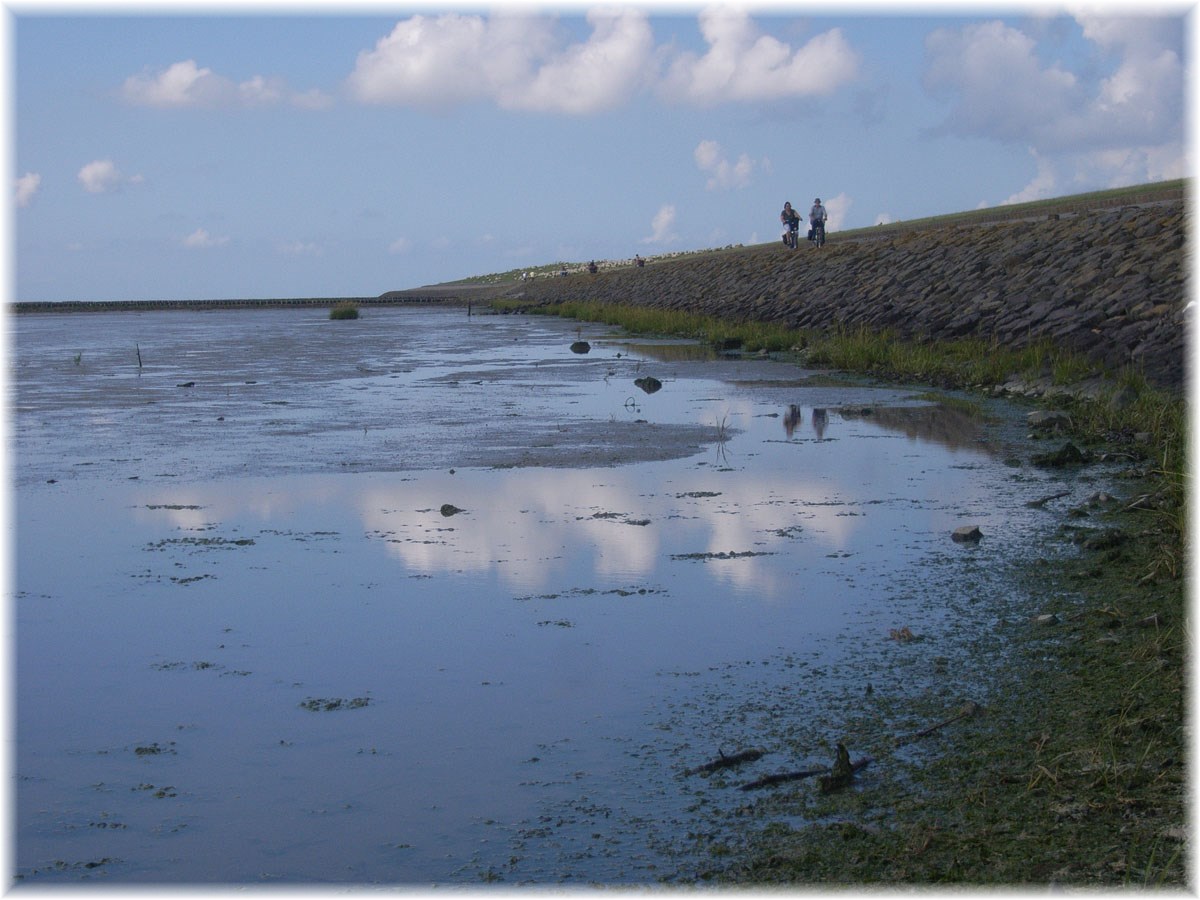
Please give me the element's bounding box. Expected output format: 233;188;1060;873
440;504;464;517
506;195;1184;391
570;341;591;354
1032;613;1060;626
1078;528;1127;551
634;376;663;394
1027;410;1072;430
951;525;983;543
1031;442;1087;467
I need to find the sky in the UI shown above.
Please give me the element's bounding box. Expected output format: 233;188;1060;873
7;1;1192;301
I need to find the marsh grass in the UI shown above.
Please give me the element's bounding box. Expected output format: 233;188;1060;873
329;301;360;320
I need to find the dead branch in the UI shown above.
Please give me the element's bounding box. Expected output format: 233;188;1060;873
738;766;828;791
684;747;765;776
896;700;981;746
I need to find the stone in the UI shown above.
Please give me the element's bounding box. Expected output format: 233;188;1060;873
1027;410;1072;430
951;525;983;543
634;376;663;394
570;341;591;354
1031;442;1087;467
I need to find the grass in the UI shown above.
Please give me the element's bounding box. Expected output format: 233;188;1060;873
329;301;360;320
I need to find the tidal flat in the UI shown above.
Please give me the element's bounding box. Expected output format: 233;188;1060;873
12;305;1127;885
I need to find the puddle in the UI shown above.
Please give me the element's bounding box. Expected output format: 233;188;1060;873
12;307;1109;884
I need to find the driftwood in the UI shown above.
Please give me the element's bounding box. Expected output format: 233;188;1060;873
739;743;871;793
896;700;981;746
684;747;765;776
1026;490;1070;508
738;766;828;791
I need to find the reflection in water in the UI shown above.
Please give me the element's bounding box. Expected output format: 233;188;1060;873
839;403;990;454
812;408;828;440
782;404;829;441
613;342;719;363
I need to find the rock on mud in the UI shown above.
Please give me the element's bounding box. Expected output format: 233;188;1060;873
952;525;983;543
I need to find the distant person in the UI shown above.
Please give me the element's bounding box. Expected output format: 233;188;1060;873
635;254;645;268
588;260;598;274
780;201;800;249
809;198;828;246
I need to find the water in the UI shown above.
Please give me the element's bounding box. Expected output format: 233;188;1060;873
11;306;1095;885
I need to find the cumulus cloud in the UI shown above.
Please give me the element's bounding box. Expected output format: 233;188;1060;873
388;237;412;255
660;8;859;105
346;9;654;114
15;172;40;208
503;9;655;114
923;14;1184;196
77;159;143;194
694;139;759;190
821;193;851;232
182;228;230;249
642;204;678;244
122;59;331;109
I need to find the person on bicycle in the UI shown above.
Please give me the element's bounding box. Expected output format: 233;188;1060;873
809;198;828;246
780;201;800;249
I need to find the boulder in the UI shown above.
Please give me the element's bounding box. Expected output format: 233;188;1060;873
1027;410;1072;431
951;525;983;543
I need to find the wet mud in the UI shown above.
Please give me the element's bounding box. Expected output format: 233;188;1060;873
12;306;1126;884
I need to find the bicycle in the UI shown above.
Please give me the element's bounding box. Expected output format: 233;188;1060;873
810;221;826;248
782;220;799;250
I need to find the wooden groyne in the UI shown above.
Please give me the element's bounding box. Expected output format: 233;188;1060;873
8;296;457;314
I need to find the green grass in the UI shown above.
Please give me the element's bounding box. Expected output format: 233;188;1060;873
329;301;360;320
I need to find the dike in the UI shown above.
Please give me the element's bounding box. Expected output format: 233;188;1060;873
501;201;1188;392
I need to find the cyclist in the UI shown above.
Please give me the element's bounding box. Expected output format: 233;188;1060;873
809;198;827;247
780;202;801;249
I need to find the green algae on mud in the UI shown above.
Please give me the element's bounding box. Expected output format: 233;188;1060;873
693;453;1186;886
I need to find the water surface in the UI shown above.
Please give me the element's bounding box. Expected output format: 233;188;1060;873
12;306;1095;884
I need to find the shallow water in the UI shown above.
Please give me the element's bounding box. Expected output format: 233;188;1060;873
12;306;1097;884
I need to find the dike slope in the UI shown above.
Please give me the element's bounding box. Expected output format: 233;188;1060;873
502;201;1188;391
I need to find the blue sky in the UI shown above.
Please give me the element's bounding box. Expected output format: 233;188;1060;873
9;3;1190;301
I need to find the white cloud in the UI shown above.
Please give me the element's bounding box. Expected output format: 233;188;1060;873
122;60;229;108
500;9;655;114
388;237;412;255
694;139;758;190
77;159;142;194
660;9;859;105
923;16;1184;155
182;228;230;249
15;172;40;208
924;14;1186;201
122;59;330;109
346;9;654;114
643;204;678;244
821;193;851;232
